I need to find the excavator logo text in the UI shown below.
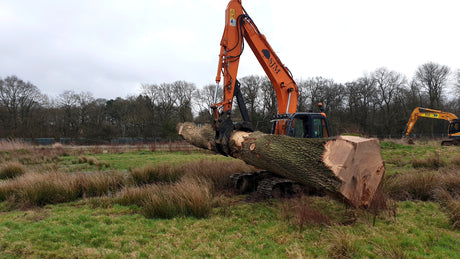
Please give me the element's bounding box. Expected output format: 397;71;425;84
421;113;439;118
262;49;281;75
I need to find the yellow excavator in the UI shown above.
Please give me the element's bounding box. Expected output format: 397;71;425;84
403;107;460;146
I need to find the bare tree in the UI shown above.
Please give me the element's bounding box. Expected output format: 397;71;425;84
345;76;378;134
414;62;450;109
141;81;196;138
372;67;408;133
194;84;221;112
0;75;44;136
455;69;460;95
297;77;333;112
239;75;262;118
140;83;160;105
259;76;277;117
321;82;346;135
193;84;222;124
171;80;196;122
56;90;94;137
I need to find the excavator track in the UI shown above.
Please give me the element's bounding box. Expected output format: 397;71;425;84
441;139;460;146
256;175;301;199
231;171;315;199
230;171;262;194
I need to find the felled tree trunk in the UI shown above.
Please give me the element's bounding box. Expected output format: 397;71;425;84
178;122;385;208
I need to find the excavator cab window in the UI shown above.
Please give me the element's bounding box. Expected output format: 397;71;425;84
292;118;310;138
288;116;310;138
313;118;324;138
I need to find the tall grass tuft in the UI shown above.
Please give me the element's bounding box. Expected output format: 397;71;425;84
450;155;460;167
115;185;157;207
384;171;438;201
0;179;17;202
0;162;26;179
327;228;360;259
74;171;125;198
142;177;213;219
438;170;460;198
77;156;110;169
411;152;445;169
0;171;127;208
384;169;460;201
179;159;255;192
129;163;184;185
0;140;31;151
15;172;80;207
434;188;460;230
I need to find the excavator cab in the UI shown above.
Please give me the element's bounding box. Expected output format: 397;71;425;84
290;113;329;138
449;119;460;137
271;113;329;138
270;103;330;139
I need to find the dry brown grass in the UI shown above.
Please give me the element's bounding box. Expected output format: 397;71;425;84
367;189;398;226
128;163;184;185
384;169;460;201
142;177;213;219
450;155;460;167
279;196;330;231
115;176;215;218
0;162;26;179
74;171;125;197
326;228;360;259
411;152;446;169
10;172;79;207
0;144;67;171
128;159;255;192
115;185;157;207
77;156;110;169
0;140;32;151
0;171;126;208
179;159;255;191
384;171;437;201
434;188;460;230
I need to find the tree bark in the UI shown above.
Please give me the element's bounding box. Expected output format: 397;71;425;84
178;122;385;208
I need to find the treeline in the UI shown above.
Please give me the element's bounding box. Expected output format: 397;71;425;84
1;62;459;141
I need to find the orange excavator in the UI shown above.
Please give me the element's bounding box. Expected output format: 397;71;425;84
211;0;329;155
404;107;460;146
210;0;330;196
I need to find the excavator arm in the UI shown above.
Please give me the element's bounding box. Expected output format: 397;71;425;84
211;0;299;154
404;107;459;136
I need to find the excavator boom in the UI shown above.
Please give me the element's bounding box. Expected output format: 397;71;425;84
212;0;299;136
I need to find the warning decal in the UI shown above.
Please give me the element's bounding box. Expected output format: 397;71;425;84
230;9;236;26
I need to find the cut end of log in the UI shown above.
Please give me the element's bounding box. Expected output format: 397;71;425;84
323;135;385;208
177;122;216;151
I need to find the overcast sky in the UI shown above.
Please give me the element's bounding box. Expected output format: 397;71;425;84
1;0;459;99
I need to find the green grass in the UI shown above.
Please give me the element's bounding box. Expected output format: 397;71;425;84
0;142;459;257
0;198;458;258
380;140;460;176
59;150;228;172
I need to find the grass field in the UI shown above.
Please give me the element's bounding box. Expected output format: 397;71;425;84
0;140;459;258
